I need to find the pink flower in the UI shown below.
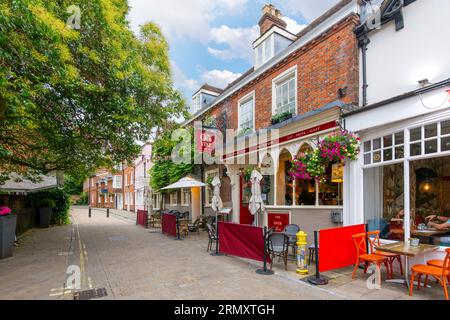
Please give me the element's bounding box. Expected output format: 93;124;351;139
0;207;12;216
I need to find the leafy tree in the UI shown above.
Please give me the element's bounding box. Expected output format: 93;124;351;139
62;174;84;195
0;0;186;184
150;128;195;192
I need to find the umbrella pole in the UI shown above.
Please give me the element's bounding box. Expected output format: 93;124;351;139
210;209;224;256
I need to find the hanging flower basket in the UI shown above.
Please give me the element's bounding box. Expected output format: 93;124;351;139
289;130;360;182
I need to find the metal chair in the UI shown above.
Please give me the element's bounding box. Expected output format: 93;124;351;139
206;223;217;252
188;217;201;233
283;224;300;255
267;233;290;271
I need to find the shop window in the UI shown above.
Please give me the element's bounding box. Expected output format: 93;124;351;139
169;192;177;206
295;144;316;206
363;131;404;165
409;120;450;157
318;164;343;206
276;149;293;205
181;188;191;206
260;154;275;206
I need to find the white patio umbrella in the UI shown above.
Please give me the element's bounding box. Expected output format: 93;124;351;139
160;176;207;190
210;175;223;256
248;169;265;226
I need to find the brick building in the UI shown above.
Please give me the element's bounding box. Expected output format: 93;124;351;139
174;0;360;240
83;142;152;212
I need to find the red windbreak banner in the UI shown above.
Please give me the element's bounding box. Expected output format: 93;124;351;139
318;224;365;273
137;210;148;227
162;213;177;237
219;222;269;262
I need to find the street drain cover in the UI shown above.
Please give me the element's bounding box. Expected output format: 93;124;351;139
73;288;107;300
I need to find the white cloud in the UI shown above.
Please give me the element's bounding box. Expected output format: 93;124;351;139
207;25;259;63
171;62;200;93
276;0;341;22
200;69;242;89
283;17;307;34
127;0;249;41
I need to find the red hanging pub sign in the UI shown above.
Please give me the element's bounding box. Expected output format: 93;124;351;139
196;127;217;155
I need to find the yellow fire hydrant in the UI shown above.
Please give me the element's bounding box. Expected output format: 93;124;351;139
296;231;308;275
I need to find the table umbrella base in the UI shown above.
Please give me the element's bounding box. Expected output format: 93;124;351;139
174;237;184;241
306;275;329;286
255;269;274;275
210;252;224;256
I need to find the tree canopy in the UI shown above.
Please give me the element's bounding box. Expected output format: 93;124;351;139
150;128;195;192
0;0;186;184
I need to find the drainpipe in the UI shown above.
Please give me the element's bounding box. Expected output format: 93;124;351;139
359;33;370;107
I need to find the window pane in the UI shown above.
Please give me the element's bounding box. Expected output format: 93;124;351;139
364;153;371;165
373;138;381;150
442;137;450;151
364;141;371;153
425;124;437;138
410;142;421;156
395;132;404;145
383;148;393;161
410;127;422;141
318;164;342;206
425;139;437;154
383;135;393;148
442;120;450;135
395;146;404;159
265;38;272;60
295;179;316;206
373;150;381;163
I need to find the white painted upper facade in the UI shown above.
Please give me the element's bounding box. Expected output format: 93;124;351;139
361;0;450;106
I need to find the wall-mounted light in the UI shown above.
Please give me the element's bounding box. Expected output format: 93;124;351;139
418;79;431;87
419;181;433;193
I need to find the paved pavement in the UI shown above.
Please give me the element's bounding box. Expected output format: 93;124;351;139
0;207;339;300
0;207;444;300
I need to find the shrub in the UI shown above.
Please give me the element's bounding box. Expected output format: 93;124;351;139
27;188;71;225
35;199;56;208
76;192;89;205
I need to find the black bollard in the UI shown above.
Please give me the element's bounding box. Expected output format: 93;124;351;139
89;207;91;218
107;208;110;218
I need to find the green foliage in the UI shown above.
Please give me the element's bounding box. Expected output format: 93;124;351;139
271;111;293;125
76;192;88;205
0;0;186;181
27;188;71;225
63;174;84;195
35;198;56;208
150;129;195;192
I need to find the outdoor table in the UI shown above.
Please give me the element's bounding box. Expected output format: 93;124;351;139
375;242;439;289
411;229;450;245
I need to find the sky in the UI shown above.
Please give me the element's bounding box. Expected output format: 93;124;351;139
126;0;341;101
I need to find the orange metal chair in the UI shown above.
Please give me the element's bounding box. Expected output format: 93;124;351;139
352;233;390;283
427;259;444;268
410;248;450;300
367;230;402;279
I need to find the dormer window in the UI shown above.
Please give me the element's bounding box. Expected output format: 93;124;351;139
254;4;297;69
190;84;223;114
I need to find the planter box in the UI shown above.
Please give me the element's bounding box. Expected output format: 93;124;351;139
39;207;52;228
0;214;17;259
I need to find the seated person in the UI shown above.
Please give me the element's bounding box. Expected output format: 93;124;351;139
425;214;450;231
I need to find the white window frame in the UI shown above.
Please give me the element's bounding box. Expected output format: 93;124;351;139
169;192;178;206
254;34;275;68
181;188;191;206
272;65;297;116
113;175;122;189
237;91;256;135
204;169;219;207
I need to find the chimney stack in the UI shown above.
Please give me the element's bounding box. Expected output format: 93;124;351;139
258;4;287;35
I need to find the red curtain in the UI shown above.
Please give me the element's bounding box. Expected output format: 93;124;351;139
162;213;177;237
219;222;269;262
318;224;365;273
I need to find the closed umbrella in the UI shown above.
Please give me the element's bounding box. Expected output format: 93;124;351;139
249;169;265;226
210;175;224;256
